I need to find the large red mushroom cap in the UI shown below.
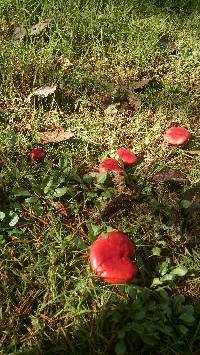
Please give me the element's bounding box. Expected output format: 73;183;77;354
163;126;190;145
116;148;137;166
99;157;124;173
30;147;46;161
89;230;138;284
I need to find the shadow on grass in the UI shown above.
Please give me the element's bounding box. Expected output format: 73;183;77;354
14;287;200;355
137;0;199;13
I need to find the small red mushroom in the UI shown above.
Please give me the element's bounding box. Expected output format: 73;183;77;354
99;157;124;173
116;148;137;166
89;230;138;284
30;147;46;161
163;126;190;145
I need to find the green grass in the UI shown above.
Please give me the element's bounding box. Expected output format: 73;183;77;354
1;0;200;354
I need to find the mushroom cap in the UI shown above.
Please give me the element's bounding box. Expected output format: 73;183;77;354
89;230;138;284
163;126;190;145
30;148;46;161
116;148;137;166
99;157;124;173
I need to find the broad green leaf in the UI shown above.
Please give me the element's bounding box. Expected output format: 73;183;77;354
13;188;31;197
158;240;167;247
160;273;174;282
152;246;161;256
31;184;42;194
117;329;126;339
173;294;185;305
126;285;138;299
74;237;86;250
8;227;25;236
83;174;93;184
96;172;108;184
180;200;192;209
9;213;19;227
25;197;39;204
161;325;173;336
0;235;5;245
72;174;83;184
25;177;42;194
177;324;188;335
179;312;195;324
133;309;146;320
59;157;69;169
183;305;194;313
139;334;157;346
53;187;68;198
112;311;121;323
142;186;152;195
101;189;114;199
170;266;188;277
159;289;169;300
160;258;171;276
87;223;102;241
31;205;43;216
54;177;65;189
151;277;161;287
44;177;54;194
86;192;98;199
115;340;127;355
0;212;5;221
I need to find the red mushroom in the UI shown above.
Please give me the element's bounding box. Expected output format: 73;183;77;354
116;148;137;166
99;157;124;173
89;230;138;284
163;126;190;145
30;147;46;161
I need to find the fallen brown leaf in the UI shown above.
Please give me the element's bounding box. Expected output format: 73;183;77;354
58;55;73;69
153;169;186;182
130;78;152;93
29;19;50;35
104;103;119;115
51;202;68;217
37;128;74;144
13;19;50;41
27;85;57;102
13;26;27;40
128;93;141;110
